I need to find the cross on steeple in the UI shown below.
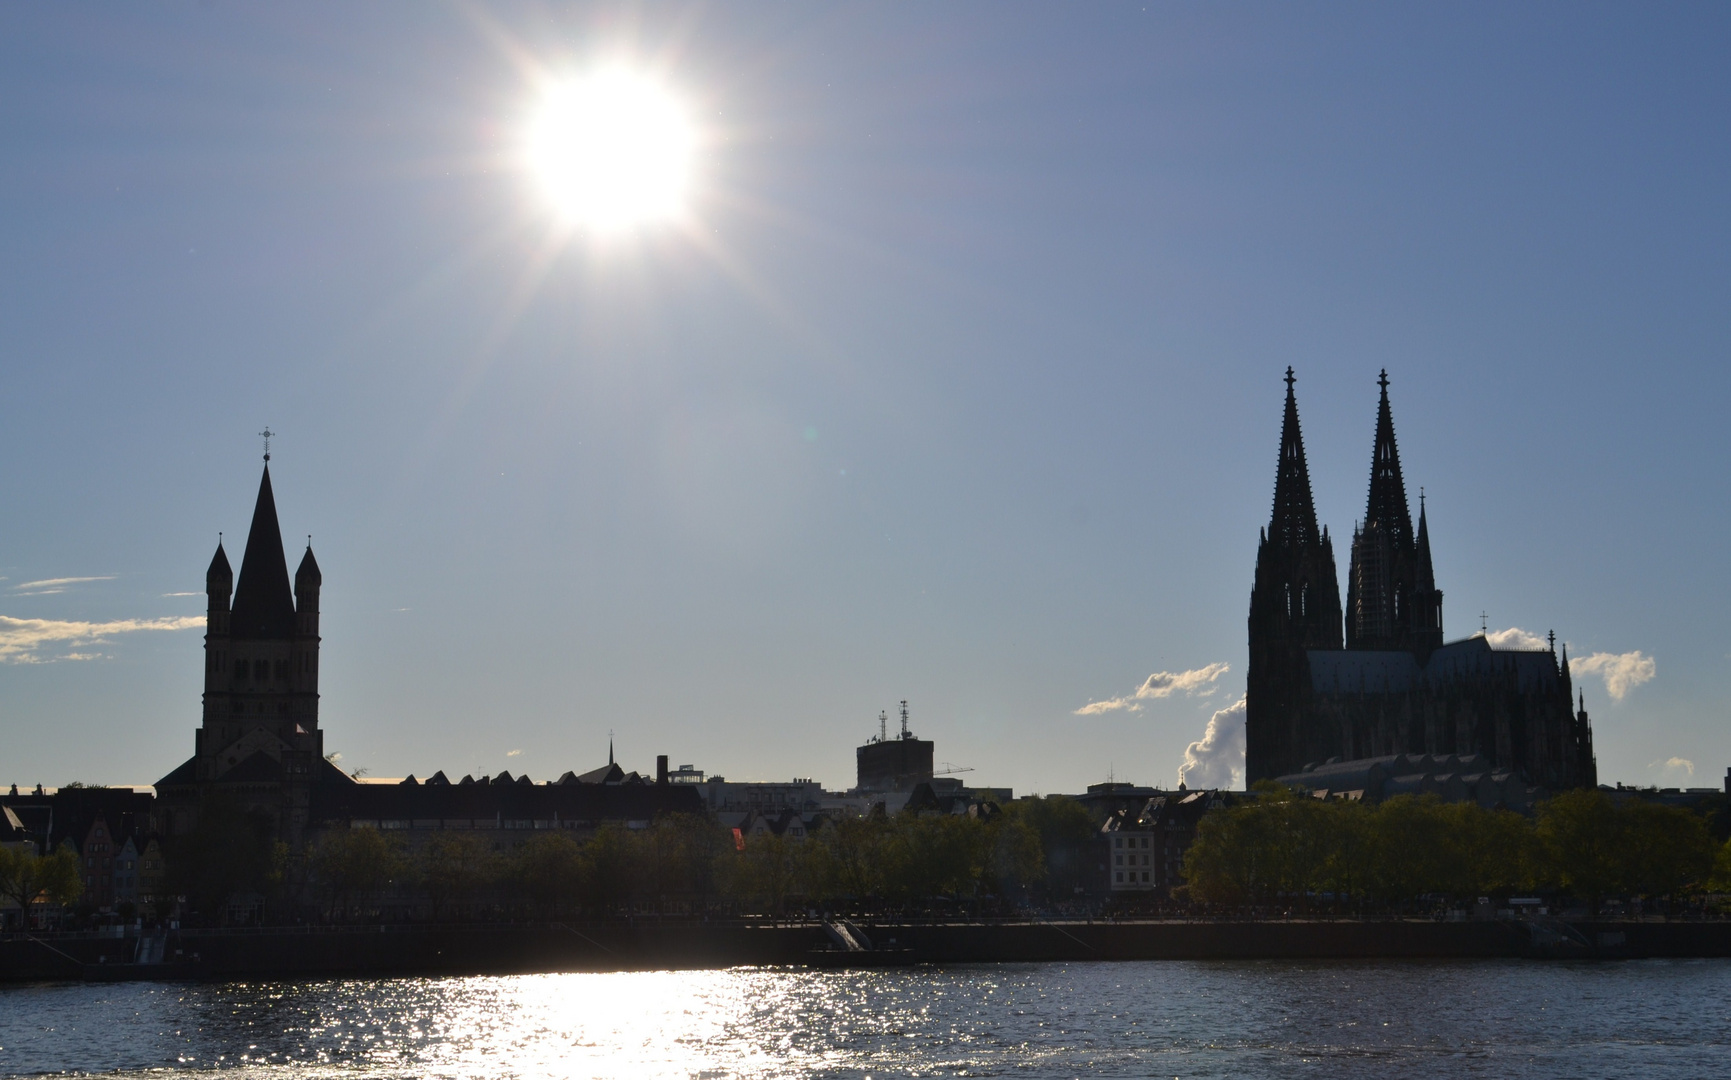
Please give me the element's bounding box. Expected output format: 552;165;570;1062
1284;366;1296;390
1481;611;1488;634
260;427;275;462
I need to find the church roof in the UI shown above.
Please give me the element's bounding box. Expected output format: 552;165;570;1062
154;756;200;788
230;465;297;639
217;752;284;784
576;762;625;785
1308;636;1561;694
1361;370;1413;546
1268;368;1322;549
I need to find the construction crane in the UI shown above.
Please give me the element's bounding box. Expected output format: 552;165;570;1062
933;762;974;776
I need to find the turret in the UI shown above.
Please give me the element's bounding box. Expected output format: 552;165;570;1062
203;540;233;698
205;540;232;634
295;543;321;636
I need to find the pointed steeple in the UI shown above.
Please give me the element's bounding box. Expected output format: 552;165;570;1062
207;540;232;584
1415;491;1434;590
1363;369;1413;546
296;542;322;591
1269;367;1322;549
1247;367;1344;783
230;465;297;639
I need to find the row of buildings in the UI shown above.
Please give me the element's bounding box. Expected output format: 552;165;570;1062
9;371;1713;925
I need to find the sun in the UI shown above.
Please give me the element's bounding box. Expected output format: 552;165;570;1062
527;68;695;232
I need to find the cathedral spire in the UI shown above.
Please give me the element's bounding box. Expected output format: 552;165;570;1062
1363;369;1413;547
1269;367;1322;548
1415;491;1435;593
229;464;297;639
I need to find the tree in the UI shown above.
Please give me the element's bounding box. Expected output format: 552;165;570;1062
0;845;82;927
817;815;886;901
1710;837;1731;894
420;832;496;920
1002;797;1095;898
985;816;1045;897
162;793;276;924
1618;801;1715;900
511;833;586;918
879;814;987;904
1366;796;1456;903
311;826;406;921
638;814;730;906
724;832;811;915
578;825;639;915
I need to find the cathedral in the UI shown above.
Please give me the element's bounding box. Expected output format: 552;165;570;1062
1245;370;1597;791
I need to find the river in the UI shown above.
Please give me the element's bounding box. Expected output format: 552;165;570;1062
3;960;1728;1077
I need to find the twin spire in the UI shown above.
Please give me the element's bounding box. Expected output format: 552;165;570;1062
1268;366;1323;550
1265;369;1440;655
1363;369;1414;548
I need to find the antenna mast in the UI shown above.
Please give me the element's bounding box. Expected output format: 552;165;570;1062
899;700;910;740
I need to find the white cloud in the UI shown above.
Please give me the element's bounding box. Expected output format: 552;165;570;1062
1485;627;1549;651
1075;662;1230;715
506;749;523;757
0;614;205;664
1178;697;1245;790
162;591;204;598
1647;756;1694;785
10;575;117;596
1571;650;1656;701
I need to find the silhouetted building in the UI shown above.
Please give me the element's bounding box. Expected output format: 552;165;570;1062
1246;370;1596;790
155;458;700;849
155;461;340;845
1275;753;1540;810
855;702;934;793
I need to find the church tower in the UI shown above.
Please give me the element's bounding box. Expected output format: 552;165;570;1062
182;451;324;842
1346;371;1441;658
1246;369;1343;783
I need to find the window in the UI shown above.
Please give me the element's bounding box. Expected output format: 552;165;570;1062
1115;872;1123;883
1114;855;1122;866
1114;837;1122;848
1141;872;1149;883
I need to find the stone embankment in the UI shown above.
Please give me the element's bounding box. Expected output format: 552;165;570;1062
3;919;1728;982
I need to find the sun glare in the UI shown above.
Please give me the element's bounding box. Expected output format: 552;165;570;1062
527;69;695;232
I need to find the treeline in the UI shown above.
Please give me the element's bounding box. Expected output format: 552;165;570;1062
0;845;82;926
1181;785;1731;910
166;796;1101;923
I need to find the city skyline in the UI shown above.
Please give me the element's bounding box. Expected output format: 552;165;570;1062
3;5;1729;795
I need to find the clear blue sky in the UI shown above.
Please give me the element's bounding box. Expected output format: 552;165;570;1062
2;3;1727;795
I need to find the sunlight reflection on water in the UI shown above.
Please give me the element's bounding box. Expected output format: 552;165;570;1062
3;960;1730;1079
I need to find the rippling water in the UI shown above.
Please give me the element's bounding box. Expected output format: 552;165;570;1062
3;960;1728;1078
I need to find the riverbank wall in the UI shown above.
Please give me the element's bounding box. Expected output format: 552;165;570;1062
4;919;1729;983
